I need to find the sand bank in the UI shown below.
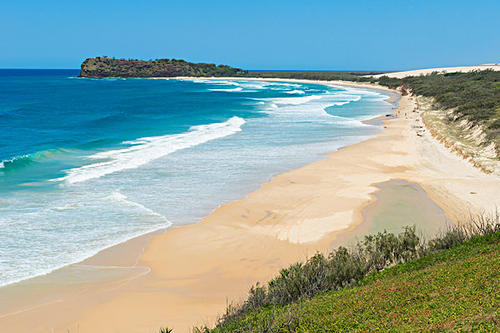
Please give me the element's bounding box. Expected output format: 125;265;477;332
1;80;499;332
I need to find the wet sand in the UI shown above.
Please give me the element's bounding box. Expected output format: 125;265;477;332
1;80;499;332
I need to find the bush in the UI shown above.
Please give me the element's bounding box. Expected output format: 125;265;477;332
159;327;173;333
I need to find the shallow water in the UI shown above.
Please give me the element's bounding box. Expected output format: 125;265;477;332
337;179;452;247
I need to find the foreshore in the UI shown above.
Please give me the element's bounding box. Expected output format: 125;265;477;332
1;79;499;333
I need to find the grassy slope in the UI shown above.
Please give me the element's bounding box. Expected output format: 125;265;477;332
208;232;499;332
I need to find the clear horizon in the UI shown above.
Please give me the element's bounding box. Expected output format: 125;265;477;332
1;0;499;70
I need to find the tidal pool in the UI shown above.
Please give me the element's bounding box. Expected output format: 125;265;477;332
335;179;452;247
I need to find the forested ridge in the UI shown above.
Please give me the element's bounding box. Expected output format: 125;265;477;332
80;57;247;78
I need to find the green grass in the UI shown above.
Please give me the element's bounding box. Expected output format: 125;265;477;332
202;231;499;332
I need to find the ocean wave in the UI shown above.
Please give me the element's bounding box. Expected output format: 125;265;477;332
256;90;370;122
50;203;80;211
336;87;393;104
181;79;239;86
0;190;171;287
0;155;32;170
106;191;170;222
208;87;243;92
328;115;372;127
235;81;304;91
238;82;272;90
261;91;361;109
211;81;269;90
335;86;387;98
270;94;324;105
331;95;362;106
0;148;75;171
57;116;246;184
182;79;304;92
285;90;306;95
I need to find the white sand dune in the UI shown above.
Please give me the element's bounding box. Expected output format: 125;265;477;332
370;64;500;78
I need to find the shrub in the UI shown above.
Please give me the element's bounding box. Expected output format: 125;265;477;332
159;327;173;333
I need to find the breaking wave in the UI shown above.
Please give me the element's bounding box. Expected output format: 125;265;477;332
57;117;246;184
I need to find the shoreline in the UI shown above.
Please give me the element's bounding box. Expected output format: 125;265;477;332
1;79;499;332
0;77;394;289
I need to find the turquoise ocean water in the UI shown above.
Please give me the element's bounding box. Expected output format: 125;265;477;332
0;69;395;287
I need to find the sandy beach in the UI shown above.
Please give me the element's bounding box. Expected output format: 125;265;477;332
1;79;499;333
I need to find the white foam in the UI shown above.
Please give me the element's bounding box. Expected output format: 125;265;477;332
206;80;241;86
208;87;243;92
180;78;303;92
180;79;240;86
0;197;171;288
106;191;170;222
285;90;306;95
50;204;79;211
270;94;324;105
333;86;388;99
238;82;271;90
57;117;246;184
0;154;29;169
255;89;372;124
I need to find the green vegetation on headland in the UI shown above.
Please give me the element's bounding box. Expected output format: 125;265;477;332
79;57;388;80
179;215;498;332
79;57;247;78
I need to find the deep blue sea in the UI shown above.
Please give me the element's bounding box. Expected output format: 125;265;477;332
0;69;395;287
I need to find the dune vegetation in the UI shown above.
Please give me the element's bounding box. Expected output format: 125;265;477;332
377;70;500;158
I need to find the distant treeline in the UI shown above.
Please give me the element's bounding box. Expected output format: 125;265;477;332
247;71;387;82
79;57;390;81
378;70;500;153
80;57;248;78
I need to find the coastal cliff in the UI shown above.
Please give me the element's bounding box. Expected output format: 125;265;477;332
79;57;247;78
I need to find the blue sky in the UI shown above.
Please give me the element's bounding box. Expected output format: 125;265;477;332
1;0;499;70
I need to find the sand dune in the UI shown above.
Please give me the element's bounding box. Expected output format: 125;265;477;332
371;64;500;78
